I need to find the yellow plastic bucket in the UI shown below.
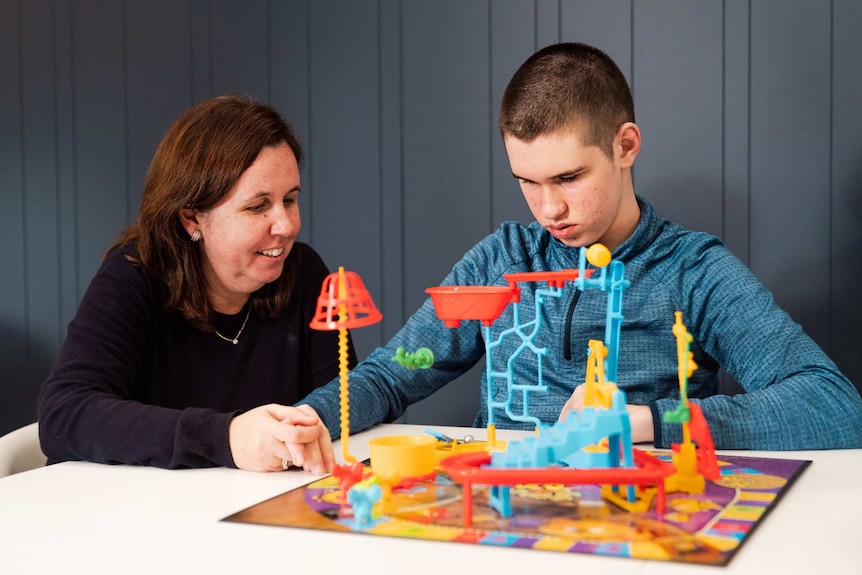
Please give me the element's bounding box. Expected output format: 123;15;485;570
368;435;436;478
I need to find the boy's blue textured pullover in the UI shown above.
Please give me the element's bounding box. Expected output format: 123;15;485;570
301;198;862;449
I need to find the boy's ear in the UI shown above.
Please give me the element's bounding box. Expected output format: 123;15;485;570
179;208;200;237
616;122;641;168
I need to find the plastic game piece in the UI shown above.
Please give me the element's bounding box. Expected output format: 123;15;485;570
391;346;435;370
347;477;382;529
368;435;436;480
426;243;628;450
424;429;455;444
439;449;674;527
236;247;799;567
581;339;616;410
309;266;382;464
663;312;719;493
424;285;516;328
332;460;365;502
425;429;498;462
423;245;722;525
319;244;721;531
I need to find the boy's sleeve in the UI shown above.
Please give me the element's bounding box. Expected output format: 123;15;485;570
656;244;862;450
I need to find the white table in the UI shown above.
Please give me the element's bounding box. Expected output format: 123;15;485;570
1;424;859;574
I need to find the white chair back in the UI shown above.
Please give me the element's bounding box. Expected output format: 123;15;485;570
0;422;46;478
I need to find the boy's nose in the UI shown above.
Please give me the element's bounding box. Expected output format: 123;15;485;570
541;187;567;219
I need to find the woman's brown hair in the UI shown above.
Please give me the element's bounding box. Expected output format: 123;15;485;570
110;95;304;331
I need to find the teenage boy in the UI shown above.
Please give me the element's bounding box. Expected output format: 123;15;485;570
298;42;862;450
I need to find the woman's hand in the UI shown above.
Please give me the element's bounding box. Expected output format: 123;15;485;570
228;404;335;474
287;404;335;472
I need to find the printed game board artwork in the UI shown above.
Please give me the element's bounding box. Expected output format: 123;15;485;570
223;452;809;566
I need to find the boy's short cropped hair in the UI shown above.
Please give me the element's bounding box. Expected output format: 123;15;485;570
499;42;635;159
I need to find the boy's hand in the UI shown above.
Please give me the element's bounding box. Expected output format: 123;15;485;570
559;383;587;416
228;404;334;474
558;384;654;444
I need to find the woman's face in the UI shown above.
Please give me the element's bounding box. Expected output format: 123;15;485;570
186;142;301;313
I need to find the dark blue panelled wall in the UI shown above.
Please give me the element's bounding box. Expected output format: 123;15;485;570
1;0;860;435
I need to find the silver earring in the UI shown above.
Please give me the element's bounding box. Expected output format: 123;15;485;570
190;229;201;242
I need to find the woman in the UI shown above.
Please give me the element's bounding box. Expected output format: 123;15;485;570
38;95;353;473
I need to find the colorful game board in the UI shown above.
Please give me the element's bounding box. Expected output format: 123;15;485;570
229;246;811;566
223;451;809;566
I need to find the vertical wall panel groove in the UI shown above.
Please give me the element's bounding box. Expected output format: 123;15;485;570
21;0;62;416
490;0;534;228
0;0;30;430
749;2;832;345
486;0;494;231
828;0;834;348
306;1;382;359
722;0;751;265
398;0;492;425
269;0;310;245
379;0;405;340
633;1;724;238
55;0;78;339
71;0;128;298
831;0;862;395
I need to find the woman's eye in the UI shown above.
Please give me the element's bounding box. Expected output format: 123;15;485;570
247;203;266;212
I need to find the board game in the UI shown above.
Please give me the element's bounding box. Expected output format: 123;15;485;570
228;247;811;566
223;451;808;566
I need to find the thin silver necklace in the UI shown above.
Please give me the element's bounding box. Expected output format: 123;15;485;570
213;306;251;345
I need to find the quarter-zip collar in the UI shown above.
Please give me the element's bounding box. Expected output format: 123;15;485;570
543;195;659;269
552;195;659;361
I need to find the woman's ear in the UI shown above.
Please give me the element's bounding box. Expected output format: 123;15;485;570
616;122;641;169
179;208;200;238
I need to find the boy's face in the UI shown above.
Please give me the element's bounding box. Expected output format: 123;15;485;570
504;126;639;252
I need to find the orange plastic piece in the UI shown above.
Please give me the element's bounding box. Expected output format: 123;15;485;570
309;267;382;463
425;270;596;328
439;450;675;527
502;268;593;289
687;403;719;480
424;286;516;327
332;461;366;501
309;267;382;330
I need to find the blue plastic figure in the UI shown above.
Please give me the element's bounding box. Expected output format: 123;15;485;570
346;478;382;529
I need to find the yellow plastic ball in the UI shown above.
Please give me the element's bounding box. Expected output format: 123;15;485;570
586;243;611;268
